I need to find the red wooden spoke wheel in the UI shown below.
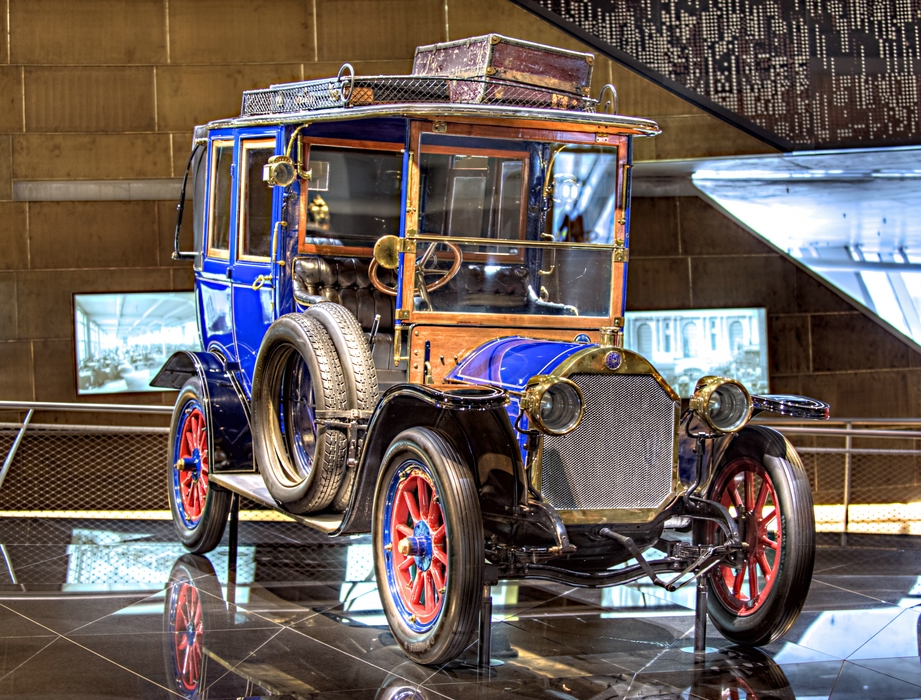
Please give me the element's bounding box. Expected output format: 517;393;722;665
710;457;781;615
373;428;483;666
172;581;204;694
387;467;449;627
177;406;209;524
702;428;815;648
167;377;230;554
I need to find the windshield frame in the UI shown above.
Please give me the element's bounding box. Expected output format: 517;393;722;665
399;121;630;330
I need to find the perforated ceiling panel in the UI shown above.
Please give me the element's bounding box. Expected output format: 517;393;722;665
512;0;921;149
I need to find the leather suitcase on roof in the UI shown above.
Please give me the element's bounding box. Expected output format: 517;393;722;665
412;34;594;104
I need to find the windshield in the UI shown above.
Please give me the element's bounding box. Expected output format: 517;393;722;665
414;134;626;319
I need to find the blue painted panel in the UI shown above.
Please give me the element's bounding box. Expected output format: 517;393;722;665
446;336;591;391
198;279;234;359
230;128;285;395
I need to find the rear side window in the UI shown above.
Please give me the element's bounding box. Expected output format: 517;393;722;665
207;140;233;259
238;140;275;259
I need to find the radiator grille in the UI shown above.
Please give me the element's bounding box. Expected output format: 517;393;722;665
541;374;677;510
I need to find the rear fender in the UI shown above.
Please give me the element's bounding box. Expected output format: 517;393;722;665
335;384;524;535
152;351;254;473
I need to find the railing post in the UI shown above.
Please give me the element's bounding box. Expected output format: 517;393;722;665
0;409;33;492
842;422;853;540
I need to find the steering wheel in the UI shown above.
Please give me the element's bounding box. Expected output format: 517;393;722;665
369;240;463;297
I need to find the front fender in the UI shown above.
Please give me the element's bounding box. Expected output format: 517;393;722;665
153;351;253;473
335;383;524;535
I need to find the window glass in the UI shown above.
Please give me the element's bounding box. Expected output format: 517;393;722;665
239;142;275;259
207;141;233;257
301;146;403;250
418;147;527;257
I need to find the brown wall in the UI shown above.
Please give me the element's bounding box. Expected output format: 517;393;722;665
0;0;913;424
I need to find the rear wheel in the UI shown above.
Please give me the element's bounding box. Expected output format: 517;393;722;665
704;429;815;646
163;555;225;699
373;428;483;666
168;378;230;554
252;314;348;514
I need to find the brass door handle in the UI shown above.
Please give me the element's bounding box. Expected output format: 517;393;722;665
251;274;271;290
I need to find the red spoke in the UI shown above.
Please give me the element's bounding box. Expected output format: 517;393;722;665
430;563;444;592
403;488;421;523
732;566;745;597
418;481;430;521
760;508;777;528
410;571;424;604
432;545;448;566
182;430;194;457
182;645;192;677
397;555;414;571
748;561;760;599
396;524;414;538
758;551;772;579
761;535;779;550
424;572;435;613
754;478;770;513
727;482;744;511
744;471;755;512
431;524;445;543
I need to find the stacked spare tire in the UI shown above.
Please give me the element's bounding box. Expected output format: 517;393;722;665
251;303;379;514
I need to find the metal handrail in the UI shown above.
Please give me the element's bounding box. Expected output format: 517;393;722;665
0;400;172;414
0;400;172;492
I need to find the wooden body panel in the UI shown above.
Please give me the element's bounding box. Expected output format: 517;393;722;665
407;325;601;384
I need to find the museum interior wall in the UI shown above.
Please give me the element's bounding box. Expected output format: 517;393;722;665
0;0;916;425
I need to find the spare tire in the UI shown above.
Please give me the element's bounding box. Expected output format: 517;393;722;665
306;302;380;511
251;313;348;514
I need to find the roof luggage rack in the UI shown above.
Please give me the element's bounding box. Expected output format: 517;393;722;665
240;69;598;118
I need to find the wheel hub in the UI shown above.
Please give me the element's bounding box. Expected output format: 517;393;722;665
398;521;433;571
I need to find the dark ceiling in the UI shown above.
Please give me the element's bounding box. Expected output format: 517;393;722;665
512;0;921;151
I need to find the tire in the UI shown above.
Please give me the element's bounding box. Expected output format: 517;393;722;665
163;555;225;699
252;313;348;513
306;302;380;511
168;378;231;554
703;427;815;646
689;647;794;700
373;428;483;666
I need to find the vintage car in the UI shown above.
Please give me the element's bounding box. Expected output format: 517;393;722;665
153;35;830;667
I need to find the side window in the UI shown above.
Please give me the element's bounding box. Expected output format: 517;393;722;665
207;140;233;259
300;144;403;251
238;140;275;260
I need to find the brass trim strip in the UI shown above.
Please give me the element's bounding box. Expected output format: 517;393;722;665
413;233;627;251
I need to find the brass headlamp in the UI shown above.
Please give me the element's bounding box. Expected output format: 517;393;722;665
520;375;585;435
689;376;753;434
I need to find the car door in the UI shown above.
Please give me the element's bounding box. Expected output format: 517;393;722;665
230;132;283;395
198;133;236;362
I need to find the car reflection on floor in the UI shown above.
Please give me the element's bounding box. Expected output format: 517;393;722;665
0;518;919;699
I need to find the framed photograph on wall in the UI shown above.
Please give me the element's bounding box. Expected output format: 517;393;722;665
74;292;200;395
624;308;768;398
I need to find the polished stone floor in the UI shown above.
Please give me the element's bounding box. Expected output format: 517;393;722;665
0;516;919;699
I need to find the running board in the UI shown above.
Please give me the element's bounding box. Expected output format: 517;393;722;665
210;473;344;534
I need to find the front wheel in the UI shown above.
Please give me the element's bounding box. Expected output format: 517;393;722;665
704;428;815;646
373;428;483;666
168;378;231;554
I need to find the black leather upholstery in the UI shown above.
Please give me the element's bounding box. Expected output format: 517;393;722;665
292;256;396;369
